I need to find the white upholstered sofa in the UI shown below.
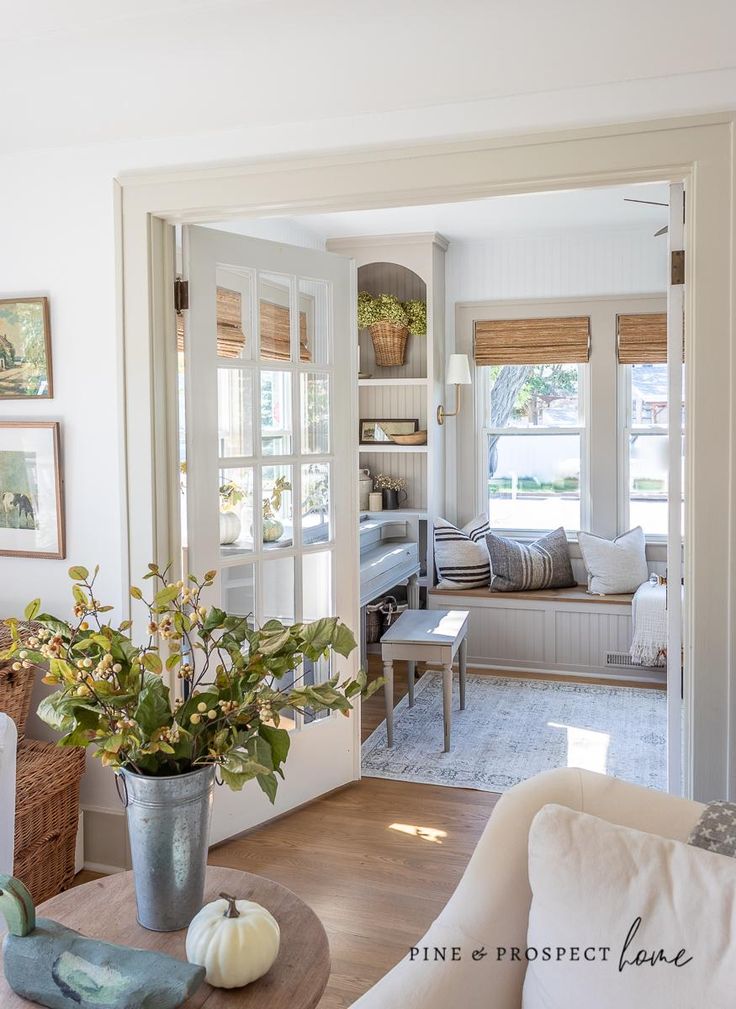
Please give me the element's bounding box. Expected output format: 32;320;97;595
350;767;704;1009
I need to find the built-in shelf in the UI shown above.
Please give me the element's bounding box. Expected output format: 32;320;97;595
359;444;429;454
328;233;446;602
358;377;427;387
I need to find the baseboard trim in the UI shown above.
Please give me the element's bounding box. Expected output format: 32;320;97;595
83;861;125;875
464;659;667;688
82;779;361;870
82;806;130;873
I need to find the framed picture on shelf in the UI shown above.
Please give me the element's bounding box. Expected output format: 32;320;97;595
0;297;53;400
360;418;419;444
0;421;65;559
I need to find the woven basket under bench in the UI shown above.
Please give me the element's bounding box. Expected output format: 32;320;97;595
14;739;86;905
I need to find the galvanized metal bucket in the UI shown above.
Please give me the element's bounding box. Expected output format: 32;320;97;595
116;764;215;932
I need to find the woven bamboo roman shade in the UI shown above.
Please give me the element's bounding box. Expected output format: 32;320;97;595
473;316;590;365
176;288;311;361
259;300;311;362
616;313;668;364
176;286;246;357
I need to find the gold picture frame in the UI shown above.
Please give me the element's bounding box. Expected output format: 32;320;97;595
0;297;53;400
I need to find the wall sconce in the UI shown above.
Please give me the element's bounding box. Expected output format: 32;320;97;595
437;354;472;425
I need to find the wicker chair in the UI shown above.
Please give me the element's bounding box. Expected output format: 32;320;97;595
0;620;86;904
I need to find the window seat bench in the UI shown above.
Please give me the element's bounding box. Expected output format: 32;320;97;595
427;585;664;684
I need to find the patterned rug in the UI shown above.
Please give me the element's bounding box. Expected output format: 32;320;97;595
361;672;667;793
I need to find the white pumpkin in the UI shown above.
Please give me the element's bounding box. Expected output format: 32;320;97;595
185;893;280;989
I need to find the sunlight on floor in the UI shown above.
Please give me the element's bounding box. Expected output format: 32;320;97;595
388;823;448;844
547;722;610;774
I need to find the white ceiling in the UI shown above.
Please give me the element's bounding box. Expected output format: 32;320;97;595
284;182;671;243
2;1;736;156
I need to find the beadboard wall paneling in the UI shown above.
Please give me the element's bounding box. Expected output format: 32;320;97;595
554;609;632;667
358;262;427;379
469;605;547;663
445;228;667;308
359;386;427;430
429;593;665;684
358;450;427;512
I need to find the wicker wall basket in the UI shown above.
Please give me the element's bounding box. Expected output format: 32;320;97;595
369;322;409;367
14;739;86;904
0;621;39;740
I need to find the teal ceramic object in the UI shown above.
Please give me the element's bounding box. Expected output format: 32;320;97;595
0;875;205;1009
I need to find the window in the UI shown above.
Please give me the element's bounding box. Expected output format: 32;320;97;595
623;362;683;537
471;303;677;542
483;364;585;532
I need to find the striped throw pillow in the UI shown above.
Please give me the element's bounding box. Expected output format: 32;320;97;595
434;515;491;589
486;526;575;592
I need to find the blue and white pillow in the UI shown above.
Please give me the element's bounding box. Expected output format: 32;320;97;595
434;515;491;589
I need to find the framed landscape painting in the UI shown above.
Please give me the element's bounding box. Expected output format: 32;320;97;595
0;297;53;399
0;422;65;558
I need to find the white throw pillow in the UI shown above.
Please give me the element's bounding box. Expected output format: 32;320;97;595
578;526;648;594
522;804;736;1009
433;515;490;589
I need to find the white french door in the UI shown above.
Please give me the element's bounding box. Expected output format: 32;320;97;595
666;182;685;795
181;225;359;843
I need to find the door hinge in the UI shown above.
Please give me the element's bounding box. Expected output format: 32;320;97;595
671;250;685;286
174;279;189;312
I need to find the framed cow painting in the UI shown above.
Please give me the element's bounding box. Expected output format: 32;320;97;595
0;422;65;558
0;297;53;400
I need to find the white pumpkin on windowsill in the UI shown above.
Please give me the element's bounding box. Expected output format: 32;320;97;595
186;893;281;989
219;479;245;546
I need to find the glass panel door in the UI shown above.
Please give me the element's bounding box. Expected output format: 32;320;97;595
181;225;357;843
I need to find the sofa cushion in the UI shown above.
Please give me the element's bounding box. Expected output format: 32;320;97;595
522;803;736;1009
433;515;490;589
578;526;648;594
486;527;575;592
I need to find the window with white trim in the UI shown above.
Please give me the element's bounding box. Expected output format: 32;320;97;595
621;363;683;538
483;363;586;533
617;311;683;539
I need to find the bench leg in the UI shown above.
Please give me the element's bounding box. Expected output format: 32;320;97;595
383;660;395;747
443;663;452;752
459;638;467;711
407;660;415;707
407;573;420;610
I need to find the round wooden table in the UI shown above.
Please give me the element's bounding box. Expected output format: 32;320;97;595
0;867;330;1008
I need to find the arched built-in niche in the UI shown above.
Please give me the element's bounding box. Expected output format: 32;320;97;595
357;262;427;380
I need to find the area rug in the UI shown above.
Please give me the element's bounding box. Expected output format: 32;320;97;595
361;672;666;793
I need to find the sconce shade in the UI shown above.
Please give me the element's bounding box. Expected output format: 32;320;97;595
446;353;472;385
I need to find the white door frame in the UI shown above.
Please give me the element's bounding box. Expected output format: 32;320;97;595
667;183;686;795
118;112;735;802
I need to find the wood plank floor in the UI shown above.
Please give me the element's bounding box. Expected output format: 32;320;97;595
209;777;499;1008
